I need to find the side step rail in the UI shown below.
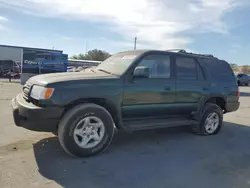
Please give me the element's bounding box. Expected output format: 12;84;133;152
124;118;198;131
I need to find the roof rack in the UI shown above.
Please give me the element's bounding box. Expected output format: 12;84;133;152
166;49;217;59
166;49;186;53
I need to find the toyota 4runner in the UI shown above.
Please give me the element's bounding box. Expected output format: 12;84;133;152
12;49;240;157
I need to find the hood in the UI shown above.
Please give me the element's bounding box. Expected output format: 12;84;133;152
28;71;118;86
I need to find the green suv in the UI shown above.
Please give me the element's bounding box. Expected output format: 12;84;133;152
12;49;240;157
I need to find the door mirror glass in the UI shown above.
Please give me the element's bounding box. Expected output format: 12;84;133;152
133;66;149;78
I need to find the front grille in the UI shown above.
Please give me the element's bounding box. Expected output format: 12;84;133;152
22;82;31;100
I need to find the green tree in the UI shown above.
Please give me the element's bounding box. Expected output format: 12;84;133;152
70;49;111;61
241;65;250;74
230;63;239;72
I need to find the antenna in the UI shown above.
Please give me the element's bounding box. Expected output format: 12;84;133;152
85;40;89;53
134;37;137;50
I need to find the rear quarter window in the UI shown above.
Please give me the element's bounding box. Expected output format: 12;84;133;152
200;58;235;82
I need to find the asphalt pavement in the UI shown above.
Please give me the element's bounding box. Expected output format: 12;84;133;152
0;81;250;188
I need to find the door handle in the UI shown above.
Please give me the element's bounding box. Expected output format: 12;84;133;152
203;87;209;91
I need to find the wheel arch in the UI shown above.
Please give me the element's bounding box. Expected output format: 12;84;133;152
62;98;122;129
204;96;226;111
193;96;226;121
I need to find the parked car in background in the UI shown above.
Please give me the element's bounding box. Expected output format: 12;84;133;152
0;61;20;80
0;60;20;78
11;49;240;158
237;73;250;86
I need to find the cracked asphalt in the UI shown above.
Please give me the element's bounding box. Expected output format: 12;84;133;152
0;80;250;188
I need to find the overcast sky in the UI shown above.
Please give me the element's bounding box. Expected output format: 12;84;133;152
0;0;250;65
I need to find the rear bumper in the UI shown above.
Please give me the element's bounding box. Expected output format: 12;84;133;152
11;93;64;132
225;101;240;113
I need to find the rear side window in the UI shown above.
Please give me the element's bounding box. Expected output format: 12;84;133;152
201;59;234;82
175;56;197;80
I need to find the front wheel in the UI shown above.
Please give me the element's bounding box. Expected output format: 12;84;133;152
58;103;115;157
192;103;223;136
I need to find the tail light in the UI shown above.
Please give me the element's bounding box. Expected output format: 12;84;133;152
237;90;240;97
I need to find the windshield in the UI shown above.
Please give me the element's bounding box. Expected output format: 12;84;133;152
95;52;141;75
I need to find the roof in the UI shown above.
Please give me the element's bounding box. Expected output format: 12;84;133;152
166;49;218;59
0;44;63;53
116;49;219;60
116;49;150;54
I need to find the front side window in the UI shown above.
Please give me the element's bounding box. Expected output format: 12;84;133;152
137;54;171;78
175;56;197;80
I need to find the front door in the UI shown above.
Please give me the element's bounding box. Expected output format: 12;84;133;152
122;53;175;119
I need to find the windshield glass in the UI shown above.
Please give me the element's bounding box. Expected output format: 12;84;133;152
95;52;142;75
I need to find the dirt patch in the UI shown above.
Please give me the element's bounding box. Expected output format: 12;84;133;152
0;134;53;157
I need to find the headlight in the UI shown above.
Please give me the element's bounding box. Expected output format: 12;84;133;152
30;85;54;100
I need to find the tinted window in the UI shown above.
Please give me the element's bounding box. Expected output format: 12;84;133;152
175;57;197;80
138;54;171;78
197;62;205;80
201;59;234;82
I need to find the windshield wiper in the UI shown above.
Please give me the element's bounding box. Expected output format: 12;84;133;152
97;69;113;75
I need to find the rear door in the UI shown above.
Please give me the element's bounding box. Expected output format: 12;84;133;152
174;55;208;116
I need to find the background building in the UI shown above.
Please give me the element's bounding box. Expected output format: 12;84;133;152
0;45;68;84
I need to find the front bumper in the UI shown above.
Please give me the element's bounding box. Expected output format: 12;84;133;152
11;93;64;132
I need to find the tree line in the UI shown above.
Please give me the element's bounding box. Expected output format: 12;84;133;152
230;64;250;74
71;49;111;61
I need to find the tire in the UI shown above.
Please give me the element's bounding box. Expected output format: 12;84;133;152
192;103;223;136
58;103;115;157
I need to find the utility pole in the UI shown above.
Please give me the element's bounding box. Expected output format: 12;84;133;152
134;37;137;50
85;40;89;54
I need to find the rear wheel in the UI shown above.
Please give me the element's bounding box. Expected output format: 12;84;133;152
192;103;223;136
58;103;115;157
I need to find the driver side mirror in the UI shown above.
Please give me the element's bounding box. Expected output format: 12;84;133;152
133;66;149;78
